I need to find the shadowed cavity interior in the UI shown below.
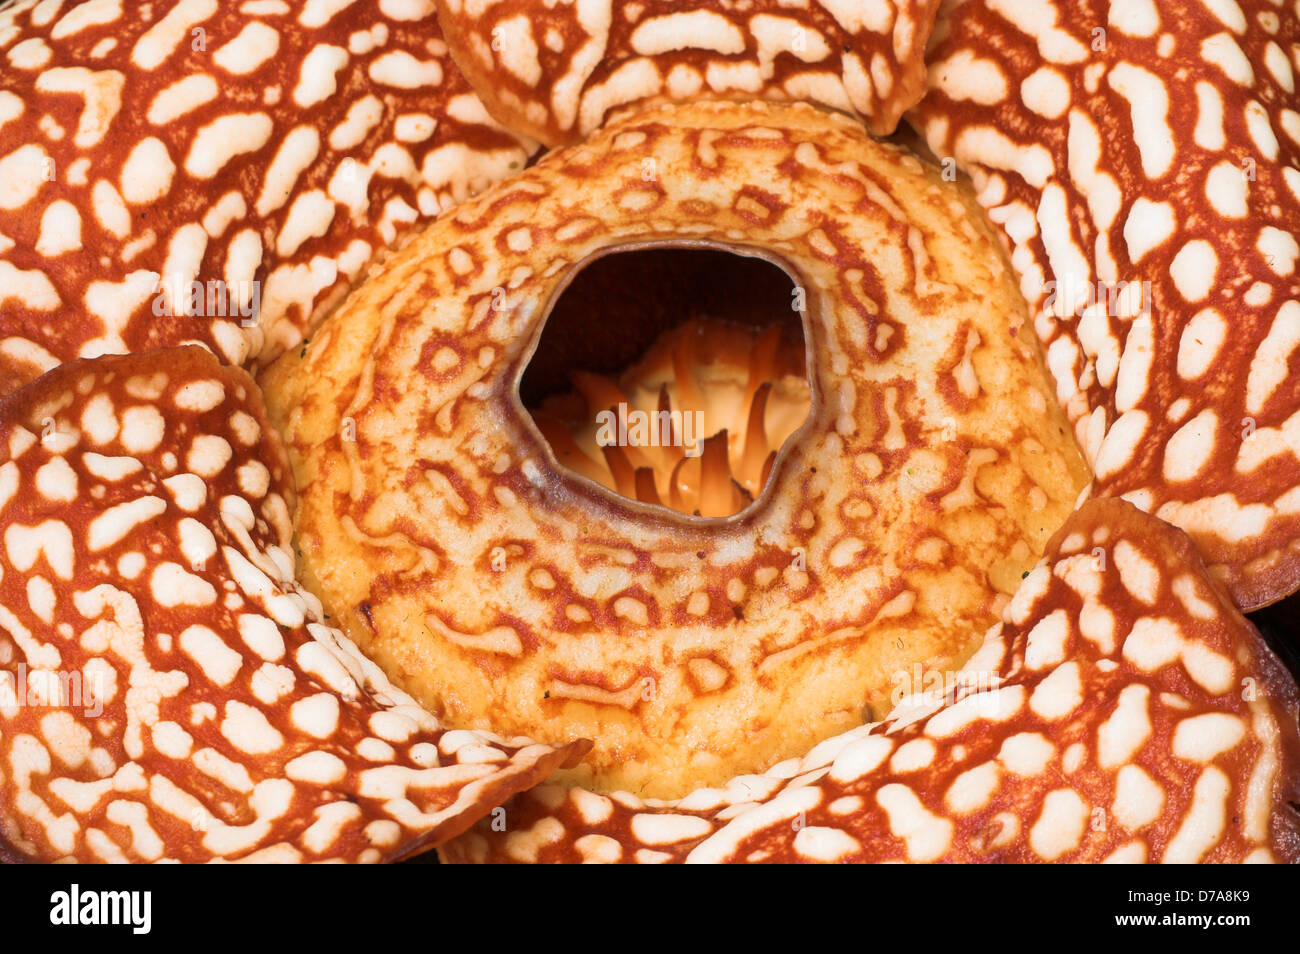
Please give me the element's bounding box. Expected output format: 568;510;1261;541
520;247;812;518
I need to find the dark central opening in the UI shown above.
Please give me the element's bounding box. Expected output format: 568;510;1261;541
520;245;811;518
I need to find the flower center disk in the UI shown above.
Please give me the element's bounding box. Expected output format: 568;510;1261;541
262;100;1090;798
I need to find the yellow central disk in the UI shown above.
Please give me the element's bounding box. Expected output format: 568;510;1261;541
262;100;1089;798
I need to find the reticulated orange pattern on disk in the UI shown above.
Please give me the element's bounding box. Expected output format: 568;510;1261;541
442;499;1300;864
263;100;1089;798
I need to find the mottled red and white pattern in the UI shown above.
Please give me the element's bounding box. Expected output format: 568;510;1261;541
910;0;1300;609
0;346;584;863
435;0;942;145
0;0;533;398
